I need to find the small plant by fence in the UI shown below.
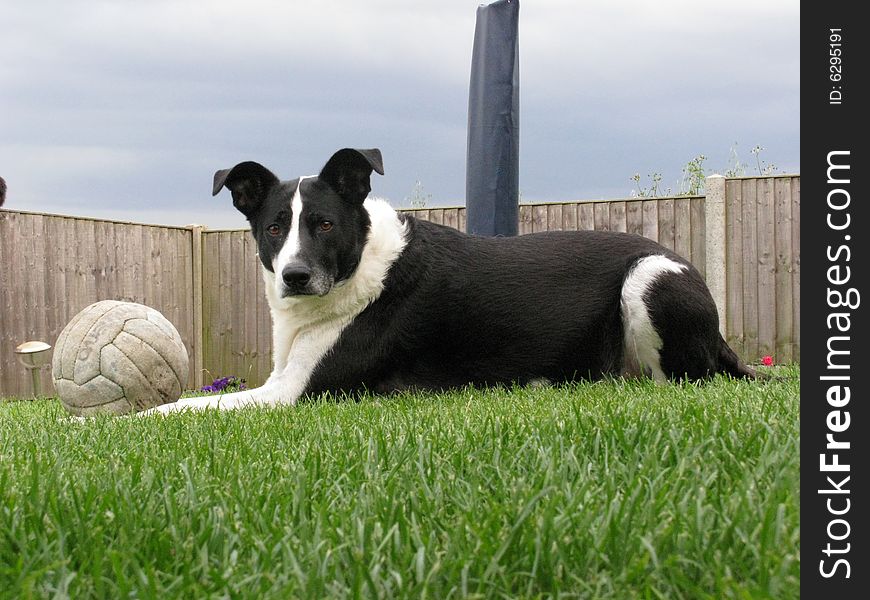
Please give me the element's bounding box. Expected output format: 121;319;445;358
0;175;799;396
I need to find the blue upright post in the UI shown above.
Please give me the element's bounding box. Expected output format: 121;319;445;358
466;0;520;237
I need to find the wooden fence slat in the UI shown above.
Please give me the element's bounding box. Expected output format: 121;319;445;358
562;203;578;231
443;208;459;231
143;225;155;307
756;178;777;359
725;181;744;359
228;230;241;381
256;233;271;382
163;227;177;317
233;232;251;383
519;205;533;235
31;216;48;362
228;231;242;380
673;198;692;263
133;224;146;301
657;198;675;250
791;178;801;363
69;219;85;311
177;227;197;387
28;215;49;393
741;179;759;362
224;232;238;379
115;222;130;302
626;201;643;236
593;203;609;231
103;219;118;304
642;200;659;242
578;204;595;231
35;217;48;349
129;224;146;302
44;217;65;393
0;211;13;394
20;215;35;346
244;231;260;381
39;216;56;393
10;212;27;396
8;212;27;395
92;221;107;298
532;204;547;233
690;197;706;277
203;231;218;383
774;178;794;363
609;201;627;233
120;222;135;302
547;204;563;231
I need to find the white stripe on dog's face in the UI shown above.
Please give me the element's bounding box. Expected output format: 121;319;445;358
272;177;308;275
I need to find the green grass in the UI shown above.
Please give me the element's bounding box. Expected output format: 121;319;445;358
1;369;799;599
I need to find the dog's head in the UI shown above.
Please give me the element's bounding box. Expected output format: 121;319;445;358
213;148;384;298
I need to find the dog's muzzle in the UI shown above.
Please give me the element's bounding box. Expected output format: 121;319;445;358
280;264;332;297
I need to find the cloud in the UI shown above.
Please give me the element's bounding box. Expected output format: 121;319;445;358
0;0;799;226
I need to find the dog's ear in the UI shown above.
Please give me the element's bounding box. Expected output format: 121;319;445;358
213;161;279;217
319;148;384;205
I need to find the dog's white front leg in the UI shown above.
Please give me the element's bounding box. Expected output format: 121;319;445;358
141;324;342;415
266;327;298;386
262;267;296;382
138;385;274;415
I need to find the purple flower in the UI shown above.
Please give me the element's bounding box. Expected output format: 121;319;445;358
200;376;247;393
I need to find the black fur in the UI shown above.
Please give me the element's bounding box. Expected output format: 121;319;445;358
304;220;753;395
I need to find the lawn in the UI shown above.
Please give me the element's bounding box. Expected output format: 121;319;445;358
0;369;800;599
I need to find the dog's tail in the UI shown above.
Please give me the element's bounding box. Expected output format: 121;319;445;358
716;334;760;379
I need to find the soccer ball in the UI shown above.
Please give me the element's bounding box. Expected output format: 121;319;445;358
52;300;189;416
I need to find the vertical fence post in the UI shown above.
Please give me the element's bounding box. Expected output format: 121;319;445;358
188;224;205;389
704;175;727;335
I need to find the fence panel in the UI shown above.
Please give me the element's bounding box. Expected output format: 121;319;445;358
200;230;272;388
0;211;196;397
723;175;800;364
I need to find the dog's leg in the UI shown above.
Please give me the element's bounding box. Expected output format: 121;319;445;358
138;386;270;414
266;325;299;386
261;268;296;384
141;325;343;415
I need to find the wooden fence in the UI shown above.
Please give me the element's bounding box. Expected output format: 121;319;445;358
0;212;197;397
723;176;800;363
0;175;799;396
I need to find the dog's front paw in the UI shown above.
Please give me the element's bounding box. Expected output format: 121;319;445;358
138;395;229;415
138;401;187;416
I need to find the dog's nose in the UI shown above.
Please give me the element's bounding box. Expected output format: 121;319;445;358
282;264;312;287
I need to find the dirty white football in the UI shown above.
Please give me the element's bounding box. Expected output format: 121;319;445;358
52;300;189;416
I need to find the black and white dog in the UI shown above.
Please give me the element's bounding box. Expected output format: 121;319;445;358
147;148;754;414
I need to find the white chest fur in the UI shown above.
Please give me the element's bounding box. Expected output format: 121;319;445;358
143;198;407;414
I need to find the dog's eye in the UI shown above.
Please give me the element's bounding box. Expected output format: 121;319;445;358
266;224;281;236
319;221;334;232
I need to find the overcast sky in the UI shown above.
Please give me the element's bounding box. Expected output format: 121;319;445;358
1;0;799;229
